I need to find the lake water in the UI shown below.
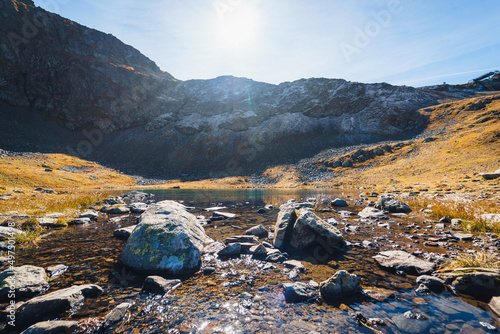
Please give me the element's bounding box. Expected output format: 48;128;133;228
4;189;499;333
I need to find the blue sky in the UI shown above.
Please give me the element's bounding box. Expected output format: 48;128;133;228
33;0;500;87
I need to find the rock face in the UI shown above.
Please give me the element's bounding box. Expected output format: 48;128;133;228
16;284;103;327
0;1;439;178
375;197;411;213
120;200;206;276
273;204;343;254
0;265;49;302
373;251;435;275
319;270;360;301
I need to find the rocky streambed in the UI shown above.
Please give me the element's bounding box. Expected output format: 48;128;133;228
1;189;500;333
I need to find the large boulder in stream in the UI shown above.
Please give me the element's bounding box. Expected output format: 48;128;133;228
0;265;49;302
273;201;343;254
120;200;206;276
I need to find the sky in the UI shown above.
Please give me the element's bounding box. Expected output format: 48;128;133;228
33;0;500;87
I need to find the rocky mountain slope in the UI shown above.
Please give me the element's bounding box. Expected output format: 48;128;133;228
0;0;446;177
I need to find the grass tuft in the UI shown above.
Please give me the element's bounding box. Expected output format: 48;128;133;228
445;251;500;270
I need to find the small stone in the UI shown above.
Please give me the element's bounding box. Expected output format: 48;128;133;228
257;208;267;214
142;276;181;295
416;275;445;293
282;282;318;303
439;217;451;224
113;225;136;240
203;267;216;275
71;217;91;225
283;260;306;273
320;270;360;301
79;211;99;220
218;243;242;257
45;264;68;278
21;320;78;334
103;302;130;328
331;198;348;207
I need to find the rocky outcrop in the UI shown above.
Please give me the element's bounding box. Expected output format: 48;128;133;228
373;250;435;275
0;0;440;177
120;200;206;276
273;204;343;254
16;284;103;327
0;265;49;302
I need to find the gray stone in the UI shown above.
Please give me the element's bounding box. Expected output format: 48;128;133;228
0;265;49;302
437;268;500;298
249;244;267;255
105;205;130;214
71;217;91;225
103;302;130;328
416;275;445;293
331;198;348;207
21;320;78;334
0;226;25;241
373;250;435;275
225;235;259;244
16;284;103;327
128;202;149;214
282;282;318;302
142;276;181;295
375;197;411;213
439;216;451;224
283;260;306;273
213;211;236;219
120;200;206;276
45;264;68;278
274;207;343;253
358;207;388;219
113;225;136;240
203;241;226;254
489;296;500;316
218;243;242;257
319;270;360;301
79;211;99;220
245;225;268;238
480;214;500;224
392;310;430;334
121;191;149;204
453;232;474;241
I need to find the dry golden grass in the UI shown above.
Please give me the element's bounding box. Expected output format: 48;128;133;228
406;197;500;233
445;251;500;270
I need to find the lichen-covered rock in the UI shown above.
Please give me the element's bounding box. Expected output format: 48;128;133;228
375;197;411;213
120;200;206;276
0;265;49;302
319;270;360;301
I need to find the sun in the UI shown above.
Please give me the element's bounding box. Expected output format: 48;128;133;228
216;4;258;51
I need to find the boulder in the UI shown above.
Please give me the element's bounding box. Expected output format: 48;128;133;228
249;244;267;256
70;218;91;225
283;260;306;273
373;251;435;275
21;320;79;334
0;265;49;302
128;203;148;214
225;235;259;244
375;197;411;213
416;275;445;293
103;302;130;328
288;208;343;252
120;200;206;276
437;268;500;298
282;282;318;303
142;276;181;295
331;198;348;207
453;233;474;241
113;225;136;240
273;207;343;253
358;207;388;219
16;284;103;327
319;270;360;301
245;225;268;238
